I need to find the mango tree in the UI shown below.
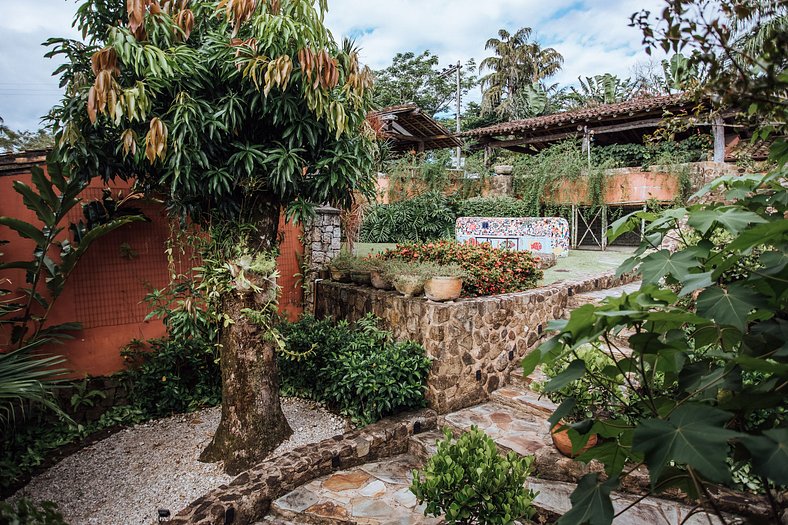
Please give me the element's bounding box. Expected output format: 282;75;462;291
47;0;376;474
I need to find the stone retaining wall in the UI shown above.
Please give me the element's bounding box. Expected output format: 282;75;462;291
169;409;437;525
303;206;342;311
315;272;637;414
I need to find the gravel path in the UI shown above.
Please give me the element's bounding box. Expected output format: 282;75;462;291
12;398;349;525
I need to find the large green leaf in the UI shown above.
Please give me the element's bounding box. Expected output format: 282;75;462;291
740;428;788;485
687;207;767;235
639;249;699;285
696;283;765;332
0;217;47;246
13;181;55;225
632;404;740;485
557;473;616;525
544;359;585;392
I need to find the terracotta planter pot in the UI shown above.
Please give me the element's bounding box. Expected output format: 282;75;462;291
330;268;351;282
424;277;463;301
370;270;392;290
551;422;598;458
350;271;372;285
393;275;424;297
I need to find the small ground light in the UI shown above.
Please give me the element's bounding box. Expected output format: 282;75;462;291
158;508;171;522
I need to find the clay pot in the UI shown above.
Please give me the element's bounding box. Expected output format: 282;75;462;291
551;422;598;458
424;277;463;301
393;275;424;297
350;271;372;285
330;268;351;282
370;270;392;290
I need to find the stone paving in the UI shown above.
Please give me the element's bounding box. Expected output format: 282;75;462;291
267;455;441;524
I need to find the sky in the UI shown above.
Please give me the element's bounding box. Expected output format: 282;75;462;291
0;0;667;131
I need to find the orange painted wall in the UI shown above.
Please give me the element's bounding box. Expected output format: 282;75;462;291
1;167;304;377
549;170;680;205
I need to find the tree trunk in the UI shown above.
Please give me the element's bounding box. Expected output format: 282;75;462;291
200;202;293;475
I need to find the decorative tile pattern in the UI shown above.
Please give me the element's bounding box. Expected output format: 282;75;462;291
456;217;570;257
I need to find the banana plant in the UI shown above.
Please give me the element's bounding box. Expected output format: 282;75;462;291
0;155;146;347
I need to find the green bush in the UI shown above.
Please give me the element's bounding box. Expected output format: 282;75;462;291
456;196;534;218
0;499;67;525
411;427;537;525
278;314;431;425
359;191;457;243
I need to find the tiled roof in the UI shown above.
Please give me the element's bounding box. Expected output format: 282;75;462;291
725;136;779;162
0;149;50;175
461;94;694;138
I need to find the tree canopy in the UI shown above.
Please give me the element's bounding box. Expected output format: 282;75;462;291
372;50;477;117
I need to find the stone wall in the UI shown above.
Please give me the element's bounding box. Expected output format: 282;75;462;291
315;272;637;414
303;206;342;311
169;409;437;525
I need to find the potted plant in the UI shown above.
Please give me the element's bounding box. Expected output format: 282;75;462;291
349;257;372;285
423;263;466;302
367;259;393;290
531;345;627;458
328;250;355;282
386;261;427;297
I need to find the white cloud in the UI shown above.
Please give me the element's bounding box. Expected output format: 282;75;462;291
0;0;668;130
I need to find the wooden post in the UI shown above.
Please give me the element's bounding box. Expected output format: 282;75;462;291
602;205;608;251
712;115;726;163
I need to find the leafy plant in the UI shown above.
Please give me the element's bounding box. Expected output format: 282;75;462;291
0;499;67;525
457;196;534;218
359;192;457;243
523;168;788;523
278;314;431;425
381;241;542;296
411;426;537;525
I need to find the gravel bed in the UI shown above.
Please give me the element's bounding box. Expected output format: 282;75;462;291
11;397;349;525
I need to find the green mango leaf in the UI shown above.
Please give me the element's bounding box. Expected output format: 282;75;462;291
557;473;617;525
632;404;740;485
639;249;699;285
740;429;788;485
0;217;47;246
696;283;764;332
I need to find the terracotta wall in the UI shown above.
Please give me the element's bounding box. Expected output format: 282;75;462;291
0;167;303;376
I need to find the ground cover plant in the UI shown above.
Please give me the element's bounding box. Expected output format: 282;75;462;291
278;314;431;425
411;426;537;525
381;241;542;296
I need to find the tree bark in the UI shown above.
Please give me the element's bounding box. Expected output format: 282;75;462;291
200;202;293;475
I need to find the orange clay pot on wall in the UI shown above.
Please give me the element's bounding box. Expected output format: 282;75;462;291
424;277;463;302
551;422;598;458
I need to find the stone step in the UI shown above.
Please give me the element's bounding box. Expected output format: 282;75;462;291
267;454;440;525
507;364;546;389
489;386;557;419
566;281;642;311
408;430;442;462
442;401;552;458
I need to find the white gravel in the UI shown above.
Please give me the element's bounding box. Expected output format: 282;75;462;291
11;397;349;525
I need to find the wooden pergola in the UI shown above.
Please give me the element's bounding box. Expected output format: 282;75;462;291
369;103;462;153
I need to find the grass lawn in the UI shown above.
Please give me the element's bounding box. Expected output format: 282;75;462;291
540;248;635;285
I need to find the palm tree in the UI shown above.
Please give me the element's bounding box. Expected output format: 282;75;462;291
480;27;563;120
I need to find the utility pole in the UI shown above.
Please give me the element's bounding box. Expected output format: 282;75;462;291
439;61;463;169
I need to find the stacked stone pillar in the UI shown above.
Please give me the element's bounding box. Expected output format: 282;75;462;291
303;206;342;312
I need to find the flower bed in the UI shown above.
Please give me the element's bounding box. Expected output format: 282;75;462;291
380;240;543;296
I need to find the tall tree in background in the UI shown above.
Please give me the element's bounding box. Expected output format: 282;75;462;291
372;51;476;117
479;27;563;120
0;118;54;153
47;0;377;474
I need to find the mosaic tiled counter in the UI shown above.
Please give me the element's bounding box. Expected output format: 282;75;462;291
456;217;570;257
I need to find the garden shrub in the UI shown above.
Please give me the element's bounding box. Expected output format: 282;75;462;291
359;191;457;243
457;196;534;218
278;314;431;425
381;241;543;296
411;426;536;525
0;499;67;525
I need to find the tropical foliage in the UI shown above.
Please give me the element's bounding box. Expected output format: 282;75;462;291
278;314;431;425
480;27;563;120
411;426;537;525
565;73;634;109
359;192;457;243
